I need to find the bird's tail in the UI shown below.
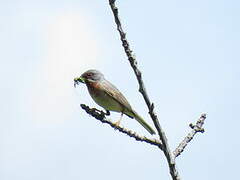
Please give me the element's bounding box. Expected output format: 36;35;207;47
131;110;156;135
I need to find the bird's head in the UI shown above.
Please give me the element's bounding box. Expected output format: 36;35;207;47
74;69;104;87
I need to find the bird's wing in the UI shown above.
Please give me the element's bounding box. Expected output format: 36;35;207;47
99;80;156;135
99;80;133;113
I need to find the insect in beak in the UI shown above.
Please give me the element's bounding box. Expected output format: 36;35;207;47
74;77;85;87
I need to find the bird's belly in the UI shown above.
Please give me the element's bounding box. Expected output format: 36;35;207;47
90;91;122;112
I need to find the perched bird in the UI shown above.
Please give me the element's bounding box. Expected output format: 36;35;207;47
74;69;156;135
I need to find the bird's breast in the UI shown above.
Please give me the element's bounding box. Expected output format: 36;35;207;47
86;81;122;112
86;81;101;97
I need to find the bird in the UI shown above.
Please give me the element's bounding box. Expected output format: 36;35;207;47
74;69;156;135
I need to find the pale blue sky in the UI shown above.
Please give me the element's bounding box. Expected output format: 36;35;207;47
0;0;239;179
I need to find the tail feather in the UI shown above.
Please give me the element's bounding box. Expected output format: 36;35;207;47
131;110;156;135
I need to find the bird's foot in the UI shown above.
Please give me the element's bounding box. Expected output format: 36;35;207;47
113;120;121;127
113;113;123;127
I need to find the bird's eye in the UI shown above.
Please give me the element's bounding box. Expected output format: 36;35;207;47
85;73;93;79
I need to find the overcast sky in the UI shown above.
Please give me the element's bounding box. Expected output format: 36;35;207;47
0;0;240;179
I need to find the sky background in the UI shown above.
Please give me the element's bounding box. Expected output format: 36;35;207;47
0;0;240;179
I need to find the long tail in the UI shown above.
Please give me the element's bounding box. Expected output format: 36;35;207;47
131;110;156;135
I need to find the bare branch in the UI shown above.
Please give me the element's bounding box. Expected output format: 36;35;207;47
80;104;163;148
108;1;180;179
173;114;206;158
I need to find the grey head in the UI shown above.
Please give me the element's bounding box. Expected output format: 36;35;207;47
81;69;105;82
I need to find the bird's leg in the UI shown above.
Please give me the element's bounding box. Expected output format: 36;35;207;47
113;112;123;127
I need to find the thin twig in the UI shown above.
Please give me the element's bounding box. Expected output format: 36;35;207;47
80;104;163;148
173;114;206;158
108;1;180;179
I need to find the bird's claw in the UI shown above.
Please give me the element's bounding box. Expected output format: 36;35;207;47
113;120;121;127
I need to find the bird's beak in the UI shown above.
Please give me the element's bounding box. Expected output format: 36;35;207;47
74;76;85;87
